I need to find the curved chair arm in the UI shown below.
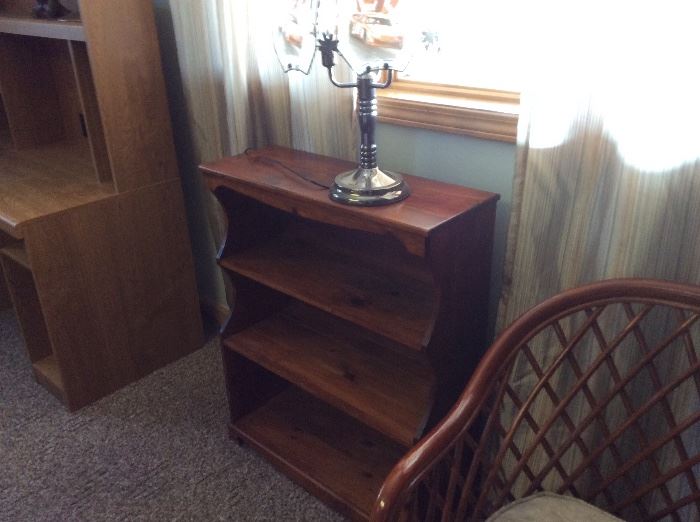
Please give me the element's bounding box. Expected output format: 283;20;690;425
370;278;700;521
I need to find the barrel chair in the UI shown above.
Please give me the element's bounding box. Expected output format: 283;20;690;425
370;278;700;521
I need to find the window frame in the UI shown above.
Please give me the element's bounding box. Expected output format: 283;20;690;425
376;78;520;143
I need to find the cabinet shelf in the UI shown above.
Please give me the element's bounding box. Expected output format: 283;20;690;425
0;139;114;238
0;14;84;41
223;302;434;447
219;222;437;351
233;387;406;521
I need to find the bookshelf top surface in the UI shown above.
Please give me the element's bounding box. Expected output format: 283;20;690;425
200;146;500;240
0;140;114;238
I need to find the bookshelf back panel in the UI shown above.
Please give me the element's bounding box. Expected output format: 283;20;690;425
0;34;84;147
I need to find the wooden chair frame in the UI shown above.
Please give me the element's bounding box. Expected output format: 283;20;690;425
371;278;700;521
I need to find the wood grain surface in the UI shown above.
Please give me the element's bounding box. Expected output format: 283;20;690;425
202;146;498;257
23;180;202;410
224;302;434;447
204;146;500;520
0;1;202;411
219;222;437;350
69;40;111;183
0;34;66;148
0;251;53;364
234;387;406;521
0;139;114;238
80;0;178;192
32;355;65;402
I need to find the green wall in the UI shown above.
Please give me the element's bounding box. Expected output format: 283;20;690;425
152;1;518;336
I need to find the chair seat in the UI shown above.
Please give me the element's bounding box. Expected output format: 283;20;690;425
486;492;623;522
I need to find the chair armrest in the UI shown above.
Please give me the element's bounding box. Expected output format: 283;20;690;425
370;388;488;521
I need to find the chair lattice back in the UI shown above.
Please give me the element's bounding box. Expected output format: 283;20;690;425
376;280;700;522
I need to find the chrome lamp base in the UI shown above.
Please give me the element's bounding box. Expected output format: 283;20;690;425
329;167;410;206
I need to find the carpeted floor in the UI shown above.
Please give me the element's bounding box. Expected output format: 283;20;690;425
0;309;345;521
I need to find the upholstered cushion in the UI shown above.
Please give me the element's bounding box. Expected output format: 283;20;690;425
486;492;623;522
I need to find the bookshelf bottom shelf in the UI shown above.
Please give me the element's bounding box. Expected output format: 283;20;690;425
232;387;406;521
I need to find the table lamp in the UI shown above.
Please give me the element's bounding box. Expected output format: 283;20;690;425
273;0;419;206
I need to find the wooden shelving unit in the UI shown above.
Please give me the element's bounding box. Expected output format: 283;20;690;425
201;146;499;520
0;0;202;410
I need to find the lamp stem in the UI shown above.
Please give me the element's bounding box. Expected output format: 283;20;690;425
357;76;378;170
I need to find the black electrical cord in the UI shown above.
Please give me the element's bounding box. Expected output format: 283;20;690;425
244;148;331;190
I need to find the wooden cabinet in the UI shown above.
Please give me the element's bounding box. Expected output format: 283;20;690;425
0;0;202;410
201;147;499;520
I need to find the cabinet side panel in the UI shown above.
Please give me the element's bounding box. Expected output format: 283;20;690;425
23;179;203;409
424;201;498;428
79;0;178;192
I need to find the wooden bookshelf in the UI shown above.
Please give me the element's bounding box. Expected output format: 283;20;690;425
0;0;203;410
202;146;499;520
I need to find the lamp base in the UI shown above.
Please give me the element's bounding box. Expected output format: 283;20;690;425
329;167;410;206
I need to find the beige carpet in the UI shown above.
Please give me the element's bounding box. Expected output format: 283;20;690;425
0;309;344;521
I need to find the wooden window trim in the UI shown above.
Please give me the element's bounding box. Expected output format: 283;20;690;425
377;79;520;143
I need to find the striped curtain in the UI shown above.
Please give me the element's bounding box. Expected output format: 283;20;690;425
497;2;700;517
168;0;357;308
498;0;700;330
168;0;357;161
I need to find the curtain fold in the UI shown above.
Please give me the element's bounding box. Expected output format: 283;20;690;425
498;2;700;328
169;0;357;162
497;3;700;517
168;0;358;308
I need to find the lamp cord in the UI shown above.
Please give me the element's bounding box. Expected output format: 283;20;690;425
244;148;330;190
